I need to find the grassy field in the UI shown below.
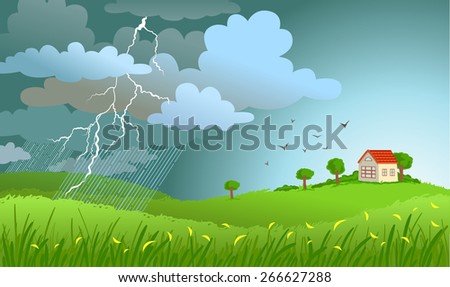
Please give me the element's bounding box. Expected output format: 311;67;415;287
0;172;448;266
0;172;168;200
145;182;449;227
0;172;65;197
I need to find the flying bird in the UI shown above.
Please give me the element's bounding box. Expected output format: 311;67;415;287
302;148;307;153
323;146;330;150
278;143;289;151
290;119;296;123
264;161;269;166
340;120;350;128
312;134;321;138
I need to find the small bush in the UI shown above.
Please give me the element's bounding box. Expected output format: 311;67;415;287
274;185;299;192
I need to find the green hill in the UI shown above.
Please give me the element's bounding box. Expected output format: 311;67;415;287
1;172;448;228
145;182;449;228
0;172;448;266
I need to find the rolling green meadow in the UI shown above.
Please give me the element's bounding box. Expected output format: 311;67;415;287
0;172;448;266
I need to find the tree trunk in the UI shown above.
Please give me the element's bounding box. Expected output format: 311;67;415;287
303;176;307;190
229;187;234;199
335;171;340;184
399;165;404;181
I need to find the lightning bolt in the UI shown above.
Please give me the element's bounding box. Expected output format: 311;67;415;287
127;16;164;74
66;98;117;194
52;17;168;195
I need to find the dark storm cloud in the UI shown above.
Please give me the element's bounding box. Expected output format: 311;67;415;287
113;27;206;69
105;0;240;21
0;142;31;165
20;75;172;120
0;0;96;60
0;106;97;151
49;148;157;176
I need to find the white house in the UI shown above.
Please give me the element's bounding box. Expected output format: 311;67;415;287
358;150;398;183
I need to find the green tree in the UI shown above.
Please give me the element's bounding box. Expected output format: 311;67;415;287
224;180;240;199
326;158;345;184
296;168;314;190
393;152;413;181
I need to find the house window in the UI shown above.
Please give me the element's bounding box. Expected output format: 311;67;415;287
382;169;387;176
361;166;376;178
390;169;396;176
365;157;372;161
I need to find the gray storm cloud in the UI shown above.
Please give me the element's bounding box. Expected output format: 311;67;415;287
0;0;96;60
105;0;240;21
0;142;31;165
49;148;157;177
21;73;174;121
113;28;206;69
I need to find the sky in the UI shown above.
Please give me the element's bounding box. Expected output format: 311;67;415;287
0;0;448;200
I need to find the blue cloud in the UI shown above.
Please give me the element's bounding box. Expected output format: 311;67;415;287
0;142;31;165
193;10;342;110
148;83;254;130
0;42;151;82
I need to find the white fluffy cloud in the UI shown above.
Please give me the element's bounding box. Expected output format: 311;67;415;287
0;142;31;165
191;10;342;110
105;0;240;21
0;42;151;82
148;83;254;130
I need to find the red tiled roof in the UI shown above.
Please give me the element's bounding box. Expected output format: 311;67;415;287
358;150;398;164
